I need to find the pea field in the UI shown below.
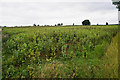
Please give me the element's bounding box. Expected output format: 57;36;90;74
2;25;119;78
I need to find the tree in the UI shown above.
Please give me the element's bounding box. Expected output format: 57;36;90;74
57;23;61;26
37;24;40;26
73;23;74;26
55;24;56;26
61;23;63;26
82;19;91;25
33;24;36;26
106;22;108;25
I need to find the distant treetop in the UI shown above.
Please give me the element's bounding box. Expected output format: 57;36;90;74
82;19;91;25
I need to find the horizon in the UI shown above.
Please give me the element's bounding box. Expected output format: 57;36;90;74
0;23;119;27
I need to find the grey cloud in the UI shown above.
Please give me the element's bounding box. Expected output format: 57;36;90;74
0;1;118;26
1;0;110;2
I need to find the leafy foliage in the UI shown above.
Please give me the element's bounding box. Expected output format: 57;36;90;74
2;25;119;78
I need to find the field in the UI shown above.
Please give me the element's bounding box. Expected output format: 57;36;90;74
2;25;119;78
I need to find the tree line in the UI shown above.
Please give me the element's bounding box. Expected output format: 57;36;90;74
33;19;109;26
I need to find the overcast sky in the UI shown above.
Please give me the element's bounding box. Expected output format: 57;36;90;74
0;0;118;26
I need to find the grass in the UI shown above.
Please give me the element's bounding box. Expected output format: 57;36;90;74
101;32;119;78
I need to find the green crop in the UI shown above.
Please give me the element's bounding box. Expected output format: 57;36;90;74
2;25;119;78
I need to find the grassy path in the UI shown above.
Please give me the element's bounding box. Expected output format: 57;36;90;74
102;31;119;78
91;32;119;78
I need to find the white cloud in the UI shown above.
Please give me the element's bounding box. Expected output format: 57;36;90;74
0;2;118;26
1;0;111;2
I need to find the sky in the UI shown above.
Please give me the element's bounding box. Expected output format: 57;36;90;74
0;0;119;26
